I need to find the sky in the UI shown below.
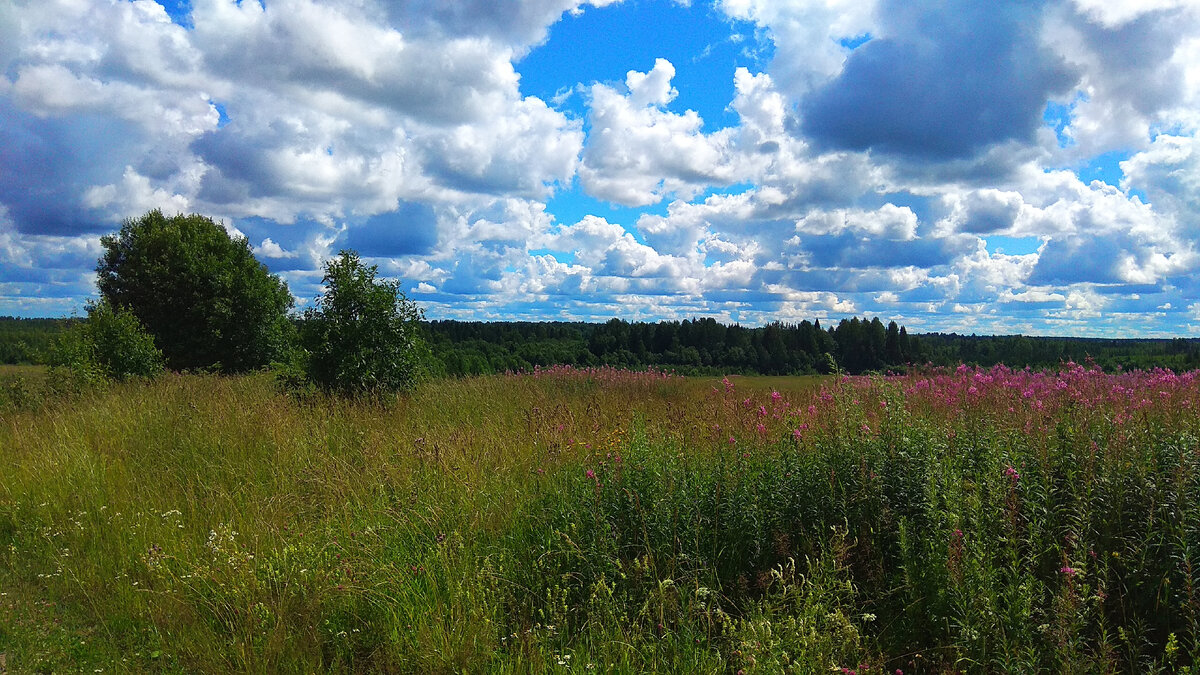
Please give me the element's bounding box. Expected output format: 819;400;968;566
1;0;1199;336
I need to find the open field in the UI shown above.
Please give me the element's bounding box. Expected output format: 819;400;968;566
0;364;47;380
3;364;1200;672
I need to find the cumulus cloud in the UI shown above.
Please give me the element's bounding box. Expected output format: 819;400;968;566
1046;2;1198;157
1;0;586;235
935;190;1025;235
796;204;918;240
1122;134;1200;229
717;0;876;96
579;59;738;206
801;1;1078;159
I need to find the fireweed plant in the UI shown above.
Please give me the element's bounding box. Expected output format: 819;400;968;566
1;363;1199;672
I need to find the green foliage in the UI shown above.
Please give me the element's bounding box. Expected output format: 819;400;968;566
48;300;163;383
48;317;105;386
96;209;294;373
0;318;63;364
301;250;427;397
84;299;165;380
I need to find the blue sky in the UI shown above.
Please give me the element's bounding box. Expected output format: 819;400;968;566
1;0;1199;336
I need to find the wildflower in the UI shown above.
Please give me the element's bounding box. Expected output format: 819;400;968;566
770;390;781;401
1060;566;1078;577
585;469;595;479
793;428;803;440
1004;465;1020;483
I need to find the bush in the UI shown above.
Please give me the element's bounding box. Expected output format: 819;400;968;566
49;299;164;383
96;209;294;372
300;250;427;397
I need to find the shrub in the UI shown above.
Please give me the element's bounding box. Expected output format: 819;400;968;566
49;299;164;383
300;250;427;397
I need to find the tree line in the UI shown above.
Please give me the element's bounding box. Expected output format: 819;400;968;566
426;316;919;376
12;313;1194;377
425;321;1200;376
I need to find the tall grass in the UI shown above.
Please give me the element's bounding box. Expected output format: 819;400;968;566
1;365;1199;672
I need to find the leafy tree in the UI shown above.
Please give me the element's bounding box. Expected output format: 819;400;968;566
301;250;427;397
96;209;294;372
50;299;163;383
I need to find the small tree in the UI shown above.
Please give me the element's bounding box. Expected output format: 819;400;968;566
301;250;426;397
50;299;164;383
97;209;294;372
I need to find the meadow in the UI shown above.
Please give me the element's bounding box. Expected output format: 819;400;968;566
2;363;1200;673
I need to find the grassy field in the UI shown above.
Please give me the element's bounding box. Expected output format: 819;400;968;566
2;364;1200;672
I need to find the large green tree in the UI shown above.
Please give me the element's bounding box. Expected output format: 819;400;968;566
301;250;426;397
96;209;294;372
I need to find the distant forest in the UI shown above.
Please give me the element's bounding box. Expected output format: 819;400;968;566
3;316;1198;376
424;319;1200;376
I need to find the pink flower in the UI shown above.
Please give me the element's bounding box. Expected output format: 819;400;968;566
585;469;595;480
770;390;782;401
1060;566;1078;577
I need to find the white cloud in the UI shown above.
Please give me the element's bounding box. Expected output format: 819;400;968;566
254;238;296;259
1043;1;1198;158
796;204;918;240
579;59;739;206
1122;134;1200;227
1;0;586;235
717;0;877;95
1069;0;1194;28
